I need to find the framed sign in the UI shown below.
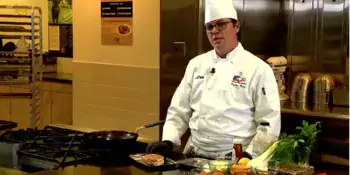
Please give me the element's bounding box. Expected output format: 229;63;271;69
48;0;72;25
101;0;133;45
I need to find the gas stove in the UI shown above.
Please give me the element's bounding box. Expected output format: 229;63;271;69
18;126;94;171
0;128;40;170
0;125;149;172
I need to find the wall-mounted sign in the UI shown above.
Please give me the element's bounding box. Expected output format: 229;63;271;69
48;0;73;25
101;0;133;45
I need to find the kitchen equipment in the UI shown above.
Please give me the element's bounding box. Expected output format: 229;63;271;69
0;125;152;172
177;157;210;170
313;74;334;105
332;86;349;106
266;56;289;101
0;129;40;170
129;153;179;171
291;73;313;103
79;120;165;157
17;126;92;171
0;120;17;131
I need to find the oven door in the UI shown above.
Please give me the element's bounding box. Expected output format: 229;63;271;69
0;142;23;170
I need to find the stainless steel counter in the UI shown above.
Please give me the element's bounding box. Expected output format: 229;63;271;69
281;100;349;120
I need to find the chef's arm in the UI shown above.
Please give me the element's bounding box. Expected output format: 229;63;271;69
161;62;194;147
244;65;281;159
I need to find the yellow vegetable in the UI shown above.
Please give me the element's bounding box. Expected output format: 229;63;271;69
231;164;249;175
238;158;250;165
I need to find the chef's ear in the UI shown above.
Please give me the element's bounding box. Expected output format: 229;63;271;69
234;20;240;33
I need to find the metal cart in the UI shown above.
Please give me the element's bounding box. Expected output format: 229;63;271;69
0;5;43;129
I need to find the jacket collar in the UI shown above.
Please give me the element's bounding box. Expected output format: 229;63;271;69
212;42;244;64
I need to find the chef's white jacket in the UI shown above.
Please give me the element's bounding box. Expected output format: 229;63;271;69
162;43;281;158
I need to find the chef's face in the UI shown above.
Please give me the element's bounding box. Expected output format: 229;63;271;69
205;18;240;54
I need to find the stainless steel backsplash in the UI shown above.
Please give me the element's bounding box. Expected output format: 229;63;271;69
159;0;349;150
159;0;349;107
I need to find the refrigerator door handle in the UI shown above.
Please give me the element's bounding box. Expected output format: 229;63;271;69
173;41;187;57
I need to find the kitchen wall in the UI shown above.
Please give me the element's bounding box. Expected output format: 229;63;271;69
0;0;72;73
72;0;160;140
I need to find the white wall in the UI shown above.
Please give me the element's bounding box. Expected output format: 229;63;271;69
73;0;160;68
72;0;160;140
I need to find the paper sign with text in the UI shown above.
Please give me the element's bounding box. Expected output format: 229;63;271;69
101;0;133;45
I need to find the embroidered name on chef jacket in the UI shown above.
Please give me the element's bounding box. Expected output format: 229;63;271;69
195;75;204;79
231;72;246;88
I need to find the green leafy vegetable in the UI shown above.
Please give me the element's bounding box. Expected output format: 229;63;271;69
268;120;321;167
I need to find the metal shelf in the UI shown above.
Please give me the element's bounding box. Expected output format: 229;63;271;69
0;65;31;68
0;21;39;25
0;64;32;72
0;93;31;98
0;14;39;19
0;57;32;62
0;35;39;40
0;26;38;33
0;80;29;85
0;5;43;129
0;51;41;57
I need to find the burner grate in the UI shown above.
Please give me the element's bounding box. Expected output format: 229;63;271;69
18;125;94;169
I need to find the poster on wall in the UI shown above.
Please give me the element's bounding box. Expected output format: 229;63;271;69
48;0;73;57
48;0;72;24
101;0;133;45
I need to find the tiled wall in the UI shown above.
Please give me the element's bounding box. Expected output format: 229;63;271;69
57;58;73;73
73;61;159;140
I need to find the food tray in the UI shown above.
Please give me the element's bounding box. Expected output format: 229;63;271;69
176;157;211;170
129;154;180;171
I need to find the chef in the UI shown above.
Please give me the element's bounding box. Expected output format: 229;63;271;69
147;0;281;160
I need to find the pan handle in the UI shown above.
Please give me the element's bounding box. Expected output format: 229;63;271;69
135;120;165;133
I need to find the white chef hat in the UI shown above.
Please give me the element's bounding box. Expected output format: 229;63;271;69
205;0;238;24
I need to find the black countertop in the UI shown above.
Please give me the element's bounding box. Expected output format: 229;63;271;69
42;72;72;83
0;154;348;175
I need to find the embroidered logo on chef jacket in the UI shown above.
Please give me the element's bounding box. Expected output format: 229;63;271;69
231;72;246;88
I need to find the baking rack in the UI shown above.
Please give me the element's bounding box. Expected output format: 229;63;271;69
0;5;43;128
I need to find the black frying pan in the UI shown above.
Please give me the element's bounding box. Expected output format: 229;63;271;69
79;120;165;156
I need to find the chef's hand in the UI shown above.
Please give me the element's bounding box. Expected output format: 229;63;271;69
146;140;174;156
